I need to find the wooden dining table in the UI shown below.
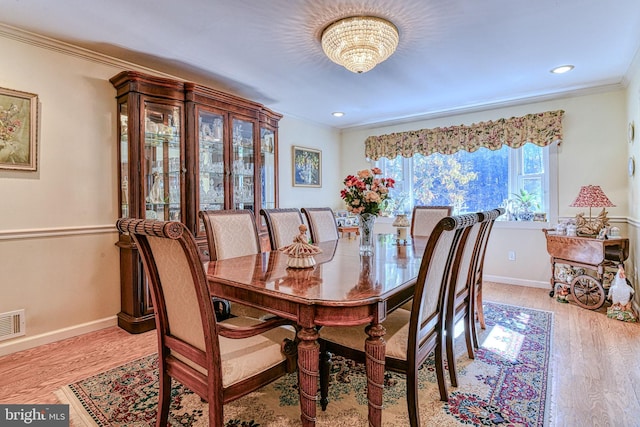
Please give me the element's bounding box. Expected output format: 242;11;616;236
206;235;427;427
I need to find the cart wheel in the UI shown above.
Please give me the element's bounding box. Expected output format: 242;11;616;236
570;275;606;310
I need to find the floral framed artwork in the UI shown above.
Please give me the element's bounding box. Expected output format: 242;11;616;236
292;145;321;187
0;87;38;171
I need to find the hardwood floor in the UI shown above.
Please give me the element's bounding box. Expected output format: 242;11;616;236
1;282;639;425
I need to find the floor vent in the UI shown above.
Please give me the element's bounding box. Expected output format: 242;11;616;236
0;309;25;342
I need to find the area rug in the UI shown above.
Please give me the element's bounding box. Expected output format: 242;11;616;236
56;302;554;427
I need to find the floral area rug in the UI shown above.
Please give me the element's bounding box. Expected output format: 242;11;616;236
56;302;553;427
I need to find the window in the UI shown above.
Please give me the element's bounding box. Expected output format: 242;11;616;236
375;143;557;222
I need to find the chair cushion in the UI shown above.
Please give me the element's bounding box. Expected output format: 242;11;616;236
320;309;411;361
171;316;295;388
219;316;296;387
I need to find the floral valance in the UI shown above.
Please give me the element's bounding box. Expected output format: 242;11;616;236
364;110;564;160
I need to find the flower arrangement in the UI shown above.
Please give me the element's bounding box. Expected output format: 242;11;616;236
340;168;395;215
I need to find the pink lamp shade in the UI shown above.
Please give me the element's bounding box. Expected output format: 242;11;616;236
569;185;615;208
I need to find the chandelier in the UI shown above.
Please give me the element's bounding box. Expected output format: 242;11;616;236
321;16;399;73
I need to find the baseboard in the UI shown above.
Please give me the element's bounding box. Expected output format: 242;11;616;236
484;274;549;289
0;316;117;357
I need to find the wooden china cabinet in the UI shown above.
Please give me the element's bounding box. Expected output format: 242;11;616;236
111;71;281;333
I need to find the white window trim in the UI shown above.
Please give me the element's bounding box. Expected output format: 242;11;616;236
373;141;559;226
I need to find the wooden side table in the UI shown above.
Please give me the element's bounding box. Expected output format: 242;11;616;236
542;229;629;309
338;226;359;239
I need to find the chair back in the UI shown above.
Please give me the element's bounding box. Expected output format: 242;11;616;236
407;213;479;364
260;208;305;249
448;212;488;308
411;206;453;238
475;208;503;281
115;218;220;378
199;210;261;260
301;207;339;243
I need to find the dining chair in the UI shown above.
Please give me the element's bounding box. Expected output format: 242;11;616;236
199;209;273;320
471;208;504;346
260;208;306;250
443;210;491;387
115;218;297;427
319;213;480;426
301;207;339;243
410;205;453;238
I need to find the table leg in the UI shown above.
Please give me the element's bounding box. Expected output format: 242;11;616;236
364;323;386;427
297;327;319;427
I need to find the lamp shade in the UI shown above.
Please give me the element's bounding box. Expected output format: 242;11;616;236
569;185;615;208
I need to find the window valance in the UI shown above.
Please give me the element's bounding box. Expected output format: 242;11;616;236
364;110;564;160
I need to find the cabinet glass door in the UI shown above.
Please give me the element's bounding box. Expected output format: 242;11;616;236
198;110;225;232
260;127;276;211
119;102;129;218
143;102;181;222
232;118;255;211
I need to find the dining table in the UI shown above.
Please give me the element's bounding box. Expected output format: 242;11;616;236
206;235;427;427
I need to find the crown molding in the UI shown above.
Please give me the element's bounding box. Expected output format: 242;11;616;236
0;23;177;79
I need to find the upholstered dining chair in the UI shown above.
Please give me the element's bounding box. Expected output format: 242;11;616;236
260;208;306;250
443;211;491;388
410;205;453;238
199;209;274;320
115;218;297;427
471;208;504;346
318;213;479;426
301;207;339;243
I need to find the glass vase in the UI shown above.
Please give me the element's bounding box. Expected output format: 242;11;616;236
357;213;377;255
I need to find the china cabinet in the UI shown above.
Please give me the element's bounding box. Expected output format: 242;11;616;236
111;71;281;333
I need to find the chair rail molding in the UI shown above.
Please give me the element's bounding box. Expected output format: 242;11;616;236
0;224;116;241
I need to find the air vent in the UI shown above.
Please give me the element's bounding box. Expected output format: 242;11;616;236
0;309;25;342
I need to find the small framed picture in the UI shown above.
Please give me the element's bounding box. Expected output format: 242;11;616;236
292;146;321;187
0;87;39;171
533;212;547;222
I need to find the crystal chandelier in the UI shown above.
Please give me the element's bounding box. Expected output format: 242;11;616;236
321;16;399;73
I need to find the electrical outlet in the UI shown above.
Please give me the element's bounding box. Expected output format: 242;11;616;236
508;250;516;261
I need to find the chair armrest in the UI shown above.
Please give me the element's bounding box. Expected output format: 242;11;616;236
217;316;296;339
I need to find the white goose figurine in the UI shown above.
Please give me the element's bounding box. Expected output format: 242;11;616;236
608;264;634;310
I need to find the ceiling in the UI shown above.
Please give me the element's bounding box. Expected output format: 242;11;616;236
2;0;640;129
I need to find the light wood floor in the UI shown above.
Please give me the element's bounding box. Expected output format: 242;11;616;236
1;282;639;426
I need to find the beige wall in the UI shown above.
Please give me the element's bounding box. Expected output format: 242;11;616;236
341;89;630;287
277;116;342;210
625;48;640;305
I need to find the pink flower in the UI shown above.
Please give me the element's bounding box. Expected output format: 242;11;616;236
357;169;372;179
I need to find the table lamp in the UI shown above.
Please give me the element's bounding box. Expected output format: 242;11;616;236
392;213;410;245
569;185;615;235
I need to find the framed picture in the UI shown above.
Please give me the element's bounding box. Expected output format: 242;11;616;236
292;145;321;187
0;87;38;171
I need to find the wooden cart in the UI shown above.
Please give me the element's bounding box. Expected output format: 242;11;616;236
543;229;629;309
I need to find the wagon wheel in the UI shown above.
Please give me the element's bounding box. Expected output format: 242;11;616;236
570;274;606;310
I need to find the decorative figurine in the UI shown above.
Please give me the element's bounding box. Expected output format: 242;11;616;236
147;172;163;204
280;224;322;268
607;264;637;322
575;208;610;236
555;284;570;303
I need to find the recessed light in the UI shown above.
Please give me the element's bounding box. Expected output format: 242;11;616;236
332;112;345;117
550;65;574;74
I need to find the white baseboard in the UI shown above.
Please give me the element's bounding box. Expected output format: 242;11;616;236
0;316;117;357
484;275;550;289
